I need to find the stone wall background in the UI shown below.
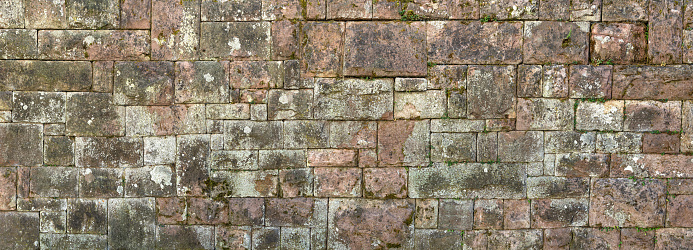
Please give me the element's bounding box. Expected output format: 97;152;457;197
1;0;693;249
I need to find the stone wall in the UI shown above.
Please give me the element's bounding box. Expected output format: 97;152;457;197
1;0;693;249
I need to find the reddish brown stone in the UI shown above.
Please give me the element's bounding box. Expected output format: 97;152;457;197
649;0;684;64
612;154;693;178
685;29;693;64
120;0;151;29
480;0;538;19
215;226;251;249
262;0;303;20
187;198;228;225
427;21;522;64
669;179;693;194
539;0;569;20
603;0;647;21
278;169;313;197
498;131;543;162
307;149;357;167
176;135;210;196
300;22;343;77
228;198;263;226
79;168;124;198
438;199;473;230
523;21;590;64
0;124;43;166
555;153;610;177
518;66;542;98
621;228;654;250
314;167;361;197
613;65;693;100
415;199;438;229
157;197;187;224
359;149;378;168
488;229;543;249
378;120;430;166
656;228;693;249
38;30;149;60
569;65;612;98
503;199;530;229
328;199;414;249
230;61;283;90
590;178;665;227
344;22;426;77
666;195;693;227
327;0;371;19
624;100;681;132
239;89;268;103
265;198;313;227
363;168;407;199
24;0;67;29
544;227;571;249
271;20;299;60
591;22;647;64
643;133;680;154
0;168;16;210
467;65;516;119
200;22;271;60
151;0;200;60
474;199;504;230
531;198;588;228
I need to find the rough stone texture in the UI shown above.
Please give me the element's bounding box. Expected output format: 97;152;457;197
315;78;393;120
328;199;414;249
0;124;43;166
467;65;516;119
576;100;624;131
516;98;574;130
0;61;92;91
39;30;150;60
613;65;693;100
427;21;523;64
151;0;200;60
409;163;526;199
569;65;612;98
523;21;590;64
590;178;666;227
591;23;647;64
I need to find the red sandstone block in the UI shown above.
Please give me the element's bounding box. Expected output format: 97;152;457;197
364;168;407;199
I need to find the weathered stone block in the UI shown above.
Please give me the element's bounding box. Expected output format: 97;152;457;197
516;98;574;130
541;65;569;98
283;120;329;149
0;61;92;91
108;198;156;249
328;199;414;249
114;61;174;105
143;136;176;165
156;197;186;224
498;131;543;162
215;226;252;249
621;228;654;249
124;166;176;197
0;29;38;59
151;0;200;60
531;198;588;228
30;167;78;197
0;168;16;210
201;0;261;21
480;0;538;19
327;0;371;19
591;23;647;64
206;104;250;120
431;133;476;163
517;65;542;98
315;78;393;120
576;100;624;131
228;198;264;226
0;124;43;166
409;163;526;199
378;120;429;166
66;93;124;137
79;168;123;198
474;199;504;229
613;65;693;100
39;30;150;60
252;227;280;249
65;0;118;29
267;89;313;120
590;178;665;227
67;199;107;234
0;212;39;249
364;168;407;199
624;100;681;132
649;0;684;64
488;229;543;249
265;198;314;227
539;0;569;20
75;137;142;168
0;91;10;110
344;22;426;76
314;167;361;197
158;225;214;250
176;135;210;196
667;195;693;227
308;149;356;167
603;0;648;21
224;121;283;149
523;21;590;64
201;22;270;60
328;121;377;148
0;0;23;28
428;21;522;64
570;65;612;98
210;151;258;170
175;61;229;104
92;61;113;93
504;199;530;229
570;0;601;21
395;78;427;92
300;22;344;77
656;228;693;249
229;61;283;89
12;91;65;124
209;170;278;197
527;176;590;199
41;212;65;233
40;234;107;249
126;105;206;136
643;133;680;154
611;154;693;178
415;199;438;229
279;168;313;197
187;198;228;225
544;131;595;154
120;0;150;29
431;119;485;133
394;90;445;119
597;132;642;153
467;65;516;119
555;153;610;177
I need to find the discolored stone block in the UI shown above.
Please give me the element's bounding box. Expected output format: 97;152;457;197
544;131;596;154
503;199;530;229
328;121;377;148
327;0;371;19
209;170;278;197
40;234;107;249
201;0;261;21
75;137;142;168
0;91;10;110
66;93;124;137
120;0;150;29
315;78;394;120
474;199;504;229
569;65;612;98
487;229;543;249
300;22;344;77
267;89;313;120
656;228;693;249
67;199;107;234
279;168;313;197
590;178;665;227
527;176;590;199
541;65;568;98
0;60;92;91
40;211;66;232
0;168;16;210
12;92;64;123
175;61;229;104
124;166;176;197
281;227;310;249
620;228;654;249
24;0;66;28
30;167;78;198
395;78;427;92
92;61;113;93
224;121;283;149
229;61;283;89
643;133;680;154
591;23;647;64
649;0;684;64
156;197;186;224
258;150;305;169
215;226;252;249
571;227;621;249
467;65;516;119
201;22;270;60
624;100;681;132
378;120;429;166
364;168;407;199
344;22;426;77
157;225;214;250
252;227;280;250
414;229;465;249
151;0;200;60
114;61;174;106
0;29;38;59
187;198;228;225
210;151;258;170
597;132;642;154
517;65;542;98
570;0;601;21
602;0;648;21
666;195;693;227
409;163;527;199
228;198;264;226
394;90;445;119
65;0;118;29
498;131;543;162
431;133;476;163
427;21;523;64
555;153;610;177
611;154;693;178
272;21;299;60
308;149;356;167
143;136;175;165
576;100;624;131
314;167;361;197
262;0;304;20
176;135;210;196
108;198;156;249
265;198;314;227
0;0;23;28
480;0;538;19
0;212;39;249
283;120;329;149
516;98;574;130
126;105;206;136
206;104;250;120
427;65;467;90
539;0;569;20
531;198;588;228
39;30;150;60
613;65;693;100
415;199;438;229
79;168;123;198
523;21;590;64
328;199;414;249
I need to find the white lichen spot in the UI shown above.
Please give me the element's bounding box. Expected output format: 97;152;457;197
117;186;123;194
227;37;241;53
624;166;633;172
83;35;95;46
203;73;215;83
150;165;173;189
278;94;289;104
243;126;252;134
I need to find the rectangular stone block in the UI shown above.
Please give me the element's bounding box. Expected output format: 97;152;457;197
262;0;305;20
268;89;313;120
229;61;283;89
175;61;229;104
591;23;647;64
613;65;693;100
265;198;315;227
427;21;522;64
0;29;37;59
38;30;150;60
498;131;543;162
210;151;258;170
378;120;430;166
569;65;612;98
571;0;601;21
157;225;214;250
611;154;693;178
394;90;445;119
648;0;684;64
0;60;92;91
327;0;372;19
224;121;282;149
279;168;313;197
24;0;66;28
67;199;107;234
120;0;150;29
328;199;414;249
0;168;16;210
187;198;228;224
176;135;210;196
643;133;680;153
40;234;107;249
30;167;78;197
576;100;624;131
431;119;485;133
596;132;642;153
283;120;329;149
126;105;206;136
474;199;504;229
516;98;574;130
328;121;377;148
344;22;426;76
66;93;125;137
300;22;343;77
590;178;665;227
315;78;393;120
151;0;200;60
314;167;361;197
0;212;39;249
527;176;590;199
409;163;527;199
531;198;588;228
65;0;118;29
79;168;124;198
209;170;278;197
75;137;142;168
438;199;473;230
201;0;261;21
108;198;156;249
201;22;270;60
92;61;113;92
431;133;476;163
124;166;176;197
114;61;174;105
624;100;681;132
44;136;74;166
215;226;252;249
415;199;438;229
12;91;65;123
467;65;516;119
480;0;538;19
603;0;648;21
258;150;306;169
0;124;43;166
364;168;407;199
544;131;596;153
555;153;610;177
0;0;23;28
523;21;590;64
143;136;175;165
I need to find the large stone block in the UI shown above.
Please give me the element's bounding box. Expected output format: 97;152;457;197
151;0;200;60
224;121;283;149
576;100;624;131
126;105;206;136
200;22;270;60
344;22;426;77
467;65;516;119
409;163;526;199
30;167;78;198
328;199;414;249
427;21;522;64
38;30;150;60
591;23;647;64
498;131;544;162
114;61;174;106
480;0;538;19
624;100;681;132
0;212;39;249
590;178;665;227
267;89;313;120
378;120;429;166
108;198;157;249
175;61;229;104
611;154;693;178
0;124;43;166
176;135;210;196
523;21;590;64
300;22;344;77
0;61;91;91
75;137;142;168
516;98;574;130
0;29;38;59
394;90;446;119
431;133;476;163
66;93;125;137
613;65;693;100
201;0;261;21
314;78;393;120
209;170;278;197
